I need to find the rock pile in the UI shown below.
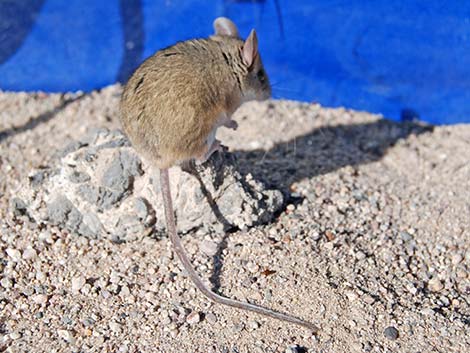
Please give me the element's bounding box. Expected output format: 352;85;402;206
12;128;283;242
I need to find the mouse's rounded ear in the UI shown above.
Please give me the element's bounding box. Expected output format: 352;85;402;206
242;29;258;68
213;17;240;37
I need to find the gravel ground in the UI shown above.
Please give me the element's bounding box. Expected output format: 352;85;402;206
0;85;469;353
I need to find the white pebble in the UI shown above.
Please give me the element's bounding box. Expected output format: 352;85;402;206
109;321;121;333
57;329;75;343
10;332;21;340
428;277;444;292
200;239;218;257
32;294;48;305
120;285;130;297
186;311;201;325
246;261;259;273
451;254;463;265
1;277;12;289
22;247;37;260
36;271;46;282
205;312;217;324
71;276;86;293
6;248;21;261
346;290;359;301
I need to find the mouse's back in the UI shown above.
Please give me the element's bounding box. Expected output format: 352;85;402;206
120;17;271;169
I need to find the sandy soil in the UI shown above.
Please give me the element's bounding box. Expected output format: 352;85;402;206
0;85;469;353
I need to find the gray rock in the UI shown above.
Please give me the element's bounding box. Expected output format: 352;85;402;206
68;170;91;183
11;197;28;217
134;197;150;220
13;129;283;241
384;326;399;340
47;196;76;225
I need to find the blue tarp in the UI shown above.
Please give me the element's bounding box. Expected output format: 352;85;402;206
1;0;469;124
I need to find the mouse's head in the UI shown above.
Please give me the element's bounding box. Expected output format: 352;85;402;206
212;17;271;102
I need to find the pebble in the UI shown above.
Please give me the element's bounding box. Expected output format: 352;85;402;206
6;248;21;261
57;329;75;343
22;247;37;260
120;285;130;297
1;277;12;289
36;271;46;282
451;253;463;265
109;321;121;333
205;312;217;324
32;294;48;305
246;261;259;273
428;277;444;292
10;332;22;340
355;251;367;260
285;345;304;353
71;276;86;293
346;290;359;301
200;239;218;257
186;311;201;325
383;326;399;340
232;323;244;333
248;320;260;330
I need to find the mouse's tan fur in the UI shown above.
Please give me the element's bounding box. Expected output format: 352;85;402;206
121;31;269;169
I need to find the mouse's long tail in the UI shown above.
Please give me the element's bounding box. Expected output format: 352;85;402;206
159;168;318;332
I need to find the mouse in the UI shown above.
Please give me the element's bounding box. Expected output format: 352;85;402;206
120;17;317;332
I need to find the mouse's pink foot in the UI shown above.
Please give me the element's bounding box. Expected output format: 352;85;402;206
197;139;224;164
223;119;238;130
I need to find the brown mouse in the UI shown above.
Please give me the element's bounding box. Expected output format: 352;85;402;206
120;17;317;331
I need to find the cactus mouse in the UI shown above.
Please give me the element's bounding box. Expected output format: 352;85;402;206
120;17;317;331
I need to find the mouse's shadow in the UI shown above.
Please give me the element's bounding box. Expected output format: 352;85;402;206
198;118;432;293
233;118;432;190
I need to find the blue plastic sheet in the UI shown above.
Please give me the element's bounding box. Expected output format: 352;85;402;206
1;0;469;124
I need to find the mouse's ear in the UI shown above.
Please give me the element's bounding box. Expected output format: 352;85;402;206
242;29;258;68
213;17;239;37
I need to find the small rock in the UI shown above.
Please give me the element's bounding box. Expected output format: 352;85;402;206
186;311;201;325
109;321;121;333
428;277;444;292
200;239;218;257
1;277;13;289
285;345;305;353
36;271;46;282
101;289;112;299
248;320;260;330
22;247;37;260
169;328;179;338
311;231;322;241
57;329;75;343
134;197;150;220
362;294;375;305
383;326;399;340
246;261;259;273
346;290;359;302
118;344;129;353
355;251;367;260
71;276;86;293
10;332;21;340
451;254;463;265
120;285;130;297
399;231;412;242
205;312;217;324
32;294;48;305
6;248;21;261
232;323;244;333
